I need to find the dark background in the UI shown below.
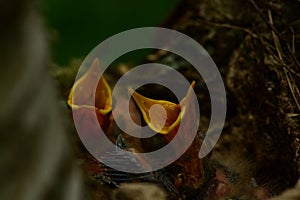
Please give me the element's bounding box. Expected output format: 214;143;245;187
42;0;180;66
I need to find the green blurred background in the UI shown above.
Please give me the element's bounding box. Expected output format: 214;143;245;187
42;0;180;66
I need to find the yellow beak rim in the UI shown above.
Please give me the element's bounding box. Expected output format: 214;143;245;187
67;58;112;115
130;81;195;134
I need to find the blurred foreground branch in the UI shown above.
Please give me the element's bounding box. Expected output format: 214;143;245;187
0;1;87;200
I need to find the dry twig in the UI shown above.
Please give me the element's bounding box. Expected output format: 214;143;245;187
248;0;300;70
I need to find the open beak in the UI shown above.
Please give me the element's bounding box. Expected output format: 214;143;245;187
68;58;113;133
68;58;112;115
130;81;196;135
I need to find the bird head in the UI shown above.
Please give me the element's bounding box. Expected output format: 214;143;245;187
68;58;113;133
